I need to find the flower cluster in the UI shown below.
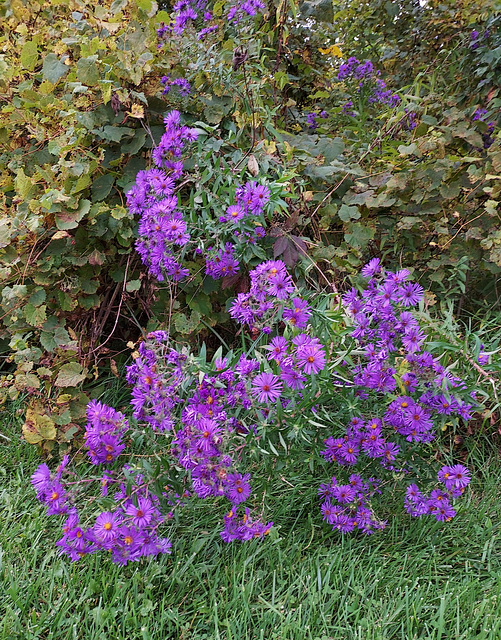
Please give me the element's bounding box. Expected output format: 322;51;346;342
469;28;491;50
32;408;171;565
125;331;276;540
306;110;328;129
32;255;475;563
404;464;471;522
61;483;170;566
31;456;70;516
85;400;128;465
319;474;385;534
230;259;301;330
160;75;191;97
156;0;264;42
337;57;400;113
127;111;198;281
318;259;473;532
206;180;271;279
472;107;496;149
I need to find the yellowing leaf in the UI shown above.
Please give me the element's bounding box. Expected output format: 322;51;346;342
319;45;342;58
128;104;145;119
55;362;87;387
22;404;56;444
263;140;277;155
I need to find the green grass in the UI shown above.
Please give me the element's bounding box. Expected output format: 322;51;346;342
1;411;500;640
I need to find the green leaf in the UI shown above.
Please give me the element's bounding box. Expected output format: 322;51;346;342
57;291;75;312
125;279;141;292
338;204;360;222
188;293;212;316
40;331;57;352
92;174;115;202
121;130;146;155
14;168;33;198
136;0;158;17
0;223;11;248
42;53;69;84
20;40;39;71
173;311;201;334
397;143;420;157
97;126;134;143
344;222;375;249
111;206;128;220
439;182;461;199
28;288;46;306
25;303;47;327
110;0;128;13
54;326;72;347
55;199;91;230
55;362;87;387
77;56;100;85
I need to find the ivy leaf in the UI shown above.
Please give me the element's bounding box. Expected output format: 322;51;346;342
42;53;69;84
55;362;87;387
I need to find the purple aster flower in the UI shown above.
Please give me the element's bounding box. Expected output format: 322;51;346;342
125;497;155;528
282;297;311;328
447;464;471;489
397;282;424;306
361;258;381;278
251;372;282;403
432;499;456;522
225;472;251;504
225;204;245;222
478;345;489;366
264;336;289;362
295;342;326;375
94;511;122;545
339;441;359;465
31;464;51;496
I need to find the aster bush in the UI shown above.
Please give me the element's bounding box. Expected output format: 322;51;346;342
32;252;477;564
4;0;497;570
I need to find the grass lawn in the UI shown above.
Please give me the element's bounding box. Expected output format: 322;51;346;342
1;410;500;640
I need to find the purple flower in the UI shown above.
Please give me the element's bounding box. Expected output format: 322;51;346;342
225;472;251;504
295;343;326;375
31;464;51;496
397;282;424;306
361;258;381;278
94;511;122;545
282;298;311;328
264;336;289;362
251;372;283;403
125;497;156;528
448;464;471;489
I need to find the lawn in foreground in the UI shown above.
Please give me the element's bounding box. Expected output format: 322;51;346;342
1;416;499;640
